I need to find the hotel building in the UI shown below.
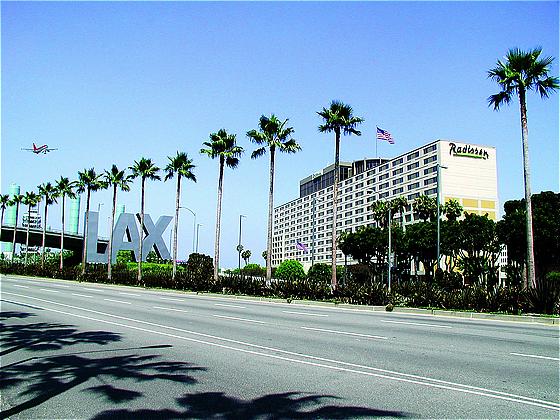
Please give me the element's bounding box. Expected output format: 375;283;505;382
272;139;498;269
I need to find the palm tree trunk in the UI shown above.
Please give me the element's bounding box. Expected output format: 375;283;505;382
518;87;536;289
214;158;225;281
138;178;145;285
265;147;275;285
41;201;48;268
331;129;340;291
82;189;91;275
1;208;4;226
60;195;65;270
108;184;117;281
172;176;181;280
11;204;19;263
25;205;31;265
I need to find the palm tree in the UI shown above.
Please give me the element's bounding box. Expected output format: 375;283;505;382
241;249;251;266
55;176;77;270
391;196;408;227
22;191;40;264
9;194;24;262
38;182;58;268
247;114;301;284
164;152;197;280
318;100;364;290
104;165;134;281
201;129;244;281
488;47;559;288
0;194;10;226
130;158;161;284
77;168;104;274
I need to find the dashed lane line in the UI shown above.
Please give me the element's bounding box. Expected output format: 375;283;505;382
381;320;452;329
212;314;266;324
301;326;388;340
283;310;328;317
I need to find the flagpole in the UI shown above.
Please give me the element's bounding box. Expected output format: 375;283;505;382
375;126;378;158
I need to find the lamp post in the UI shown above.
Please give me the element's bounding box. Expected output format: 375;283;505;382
195;223;202;253
238;215;246;270
180;206;196;255
436;164;448;270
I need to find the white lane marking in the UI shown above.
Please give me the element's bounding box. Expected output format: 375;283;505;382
83;288;99;291
153;306;189;313
381;320;452;329
510;352;560;361
160;297;184;302
215;303;246;309
103;298;131;305
13;285;29;289
283;310;328;317
52;284;70;288
119;292;141;297
301;326;388;340
4;293;560;412
72;293;93;298
213;314;266;324
40;288;59;293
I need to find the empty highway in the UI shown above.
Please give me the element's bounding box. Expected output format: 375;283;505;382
1;275;558;419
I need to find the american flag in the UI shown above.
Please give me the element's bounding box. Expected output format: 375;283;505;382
376;127;395;144
296;241;309;253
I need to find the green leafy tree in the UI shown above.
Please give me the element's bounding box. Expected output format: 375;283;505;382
307;263;332;285
9;194;24;262
22;191;40;265
104;165;134;280
413;195;437;222
404;221;437;279
248;114;301;284
164;152;196;280
390;196;408;227
275;259;305;282
241;249;251;265
38;182;58;268
488;47;559;288
77;168;105;274
186;252;214;285
371;201;389;228
318;100;364;290
130;158;161;284
201;129;244;281
0;194;10;226
262;250;267;262
55;177;77;270
443;199;463;222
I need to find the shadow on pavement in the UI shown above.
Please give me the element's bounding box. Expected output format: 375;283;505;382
0;311;206;418
92;391;410;419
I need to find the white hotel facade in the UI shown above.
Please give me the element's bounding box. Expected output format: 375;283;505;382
272;139;498;269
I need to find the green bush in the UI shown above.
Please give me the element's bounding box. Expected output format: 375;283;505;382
307;263;331;285
241;263;265;277
275;260;305;282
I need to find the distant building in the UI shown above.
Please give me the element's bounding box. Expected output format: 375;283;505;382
272;139;498;269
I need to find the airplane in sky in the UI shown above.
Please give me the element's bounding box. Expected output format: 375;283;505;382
21;143;58;154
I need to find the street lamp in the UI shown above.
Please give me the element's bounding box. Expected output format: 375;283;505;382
238;215;246;270
195;223;203;253
436;164;448;270
180;206;196;255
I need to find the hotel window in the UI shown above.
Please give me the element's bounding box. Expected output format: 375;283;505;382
345;211;352;217
393;187;404;194
423;144;437;154
424;155;437;164
424;187;437;195
407;162;419;170
380;182;389;189
424;177;437;186
408;172;419;180
345;203;352;209
407;151;420;160
424;166;437;175
380;192;389;199
355;216;364;223
408;192;420;200
393;177;403;185
393;168;403;175
408;182;420;190
379;173;389;180
392;158;404;167
355;191;364;197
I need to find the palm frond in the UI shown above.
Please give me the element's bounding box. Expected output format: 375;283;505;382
251;147;267;159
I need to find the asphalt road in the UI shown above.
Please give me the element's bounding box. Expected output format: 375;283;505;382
1;275;559;419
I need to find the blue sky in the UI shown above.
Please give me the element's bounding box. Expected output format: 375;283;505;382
1;1;558;268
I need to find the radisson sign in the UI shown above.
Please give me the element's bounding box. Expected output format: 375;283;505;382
449;143;489;160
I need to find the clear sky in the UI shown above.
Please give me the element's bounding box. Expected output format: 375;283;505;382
1;1;558;268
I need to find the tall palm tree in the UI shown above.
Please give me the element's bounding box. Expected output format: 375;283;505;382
22;191;40;264
9;194;24;262
130;158;161;284
77;168;104;274
55;176;77;270
38;182;58;268
164;152;197;280
391;196;408;227
0;194;10;226
318;100;364;290
104;165;134;281
488;47;559;288
201;129;244;281
247;114;301;284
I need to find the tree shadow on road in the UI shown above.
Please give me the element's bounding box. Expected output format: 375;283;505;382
0;310;121;356
0;311;206;418
93;391;410;419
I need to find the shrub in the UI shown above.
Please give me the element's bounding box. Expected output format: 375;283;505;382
307;263;331;285
527;272;560;315
182;253;214;290
275;260;305;282
242;263;265;277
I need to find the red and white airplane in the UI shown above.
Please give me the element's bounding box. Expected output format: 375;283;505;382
22;143;58;154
